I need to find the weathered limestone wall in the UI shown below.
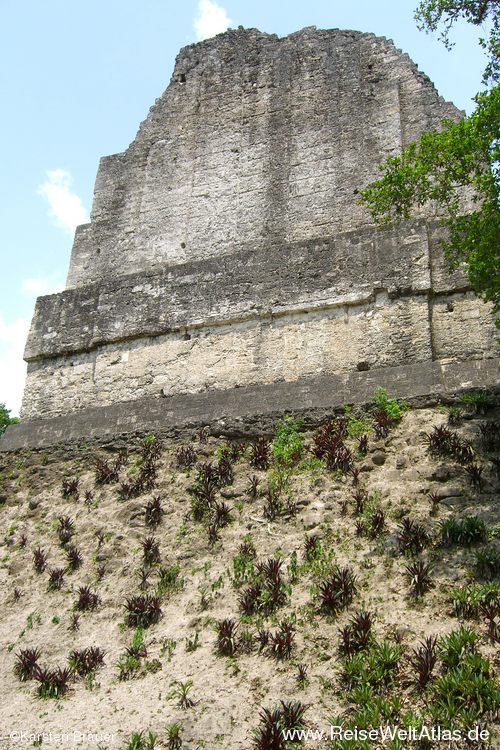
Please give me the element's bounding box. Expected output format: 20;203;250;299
15;26;499;434
66;27;461;287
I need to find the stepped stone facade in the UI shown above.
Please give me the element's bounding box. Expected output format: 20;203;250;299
3;27;498;449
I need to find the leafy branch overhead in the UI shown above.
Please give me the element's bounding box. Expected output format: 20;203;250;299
361;1;500;323
414;0;500;86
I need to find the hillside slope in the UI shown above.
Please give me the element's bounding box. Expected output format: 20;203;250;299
0;393;499;749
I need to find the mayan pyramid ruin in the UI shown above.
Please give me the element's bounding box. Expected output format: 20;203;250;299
2;26;498;449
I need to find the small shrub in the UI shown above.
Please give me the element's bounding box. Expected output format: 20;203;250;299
268;621;295;660
438;626;479;671
372;387;406;423
451;583;500;618
69;613;80;632
296;663;308;687
121;731;158;750
464;463;484;488
479;420;500;451
342;640;402;690
429;652;499;726
251;701;307;749
338;610;373;656
367;509;386;538
460;390;493;414
171;679;195;709
156;563;183;597
272;416;304;466
166;723;183;750
92;453;124;485
303;534;322;563
424;426;475;465
247;475;260;500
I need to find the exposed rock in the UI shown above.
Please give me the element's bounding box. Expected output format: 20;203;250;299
372;451;387;466
427;463;452;482
433;485;464;500
220;487;244;499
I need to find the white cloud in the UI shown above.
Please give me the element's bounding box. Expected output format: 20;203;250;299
0;314;30;418
194;0;232;41
22;277;64;297
38;169;88;235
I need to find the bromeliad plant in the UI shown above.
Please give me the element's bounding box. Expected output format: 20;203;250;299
216;618;238;657
396;518;431;555
424;425;475;465
251;701;307;750
74;585;101;612
249;437;271;470
125;594;162;628
61;477;79;500
238;556;290;616
144;496;165;529
410;636;438;691
65;545;83;572
303;534;322;563
68;646;105;677
318;566;358;615
48;567;65;591
338;610;374;656
439;515;488;547
312;418;353;473
14;647;41;681
92;450;127;485
405;560;434;597
142;536;161;566
34;666;73;699
33;547;48;574
176;445;197;468
267;621;295;661
57;515;75;545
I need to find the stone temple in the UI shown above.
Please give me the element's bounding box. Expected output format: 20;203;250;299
3;27;498;449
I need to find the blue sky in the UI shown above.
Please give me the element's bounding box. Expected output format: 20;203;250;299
0;0;490;415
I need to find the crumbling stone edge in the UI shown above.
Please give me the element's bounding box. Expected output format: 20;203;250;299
1;358;499;453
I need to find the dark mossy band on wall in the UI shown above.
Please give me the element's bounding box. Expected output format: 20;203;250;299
2;358;498;451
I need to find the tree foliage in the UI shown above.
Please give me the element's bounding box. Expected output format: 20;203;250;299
361;1;500;324
0;403;19;436
414;0;499;85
